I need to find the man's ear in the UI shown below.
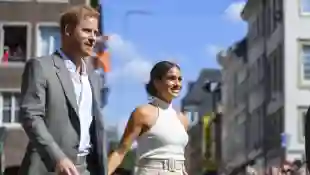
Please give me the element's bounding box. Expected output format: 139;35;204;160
64;24;74;36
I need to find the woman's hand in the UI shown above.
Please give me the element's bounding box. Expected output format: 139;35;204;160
107;105;151;175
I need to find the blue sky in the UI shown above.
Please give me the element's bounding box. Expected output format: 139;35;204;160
101;0;247;134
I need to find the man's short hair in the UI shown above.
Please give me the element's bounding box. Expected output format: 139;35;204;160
60;5;99;34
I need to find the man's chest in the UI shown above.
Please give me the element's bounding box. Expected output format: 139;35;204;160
70;74;93;124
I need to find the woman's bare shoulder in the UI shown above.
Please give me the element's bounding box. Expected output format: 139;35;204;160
131;104;156;123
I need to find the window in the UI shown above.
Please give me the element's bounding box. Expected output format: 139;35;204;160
268;45;284;93
1;92;20;124
248;18;259;43
301;0;310;14
299;107;308;142
265;107;283;150
300;41;310;85
272;0;280;30
183;105;199;127
277;45;283;92
249;56;263;89
234;114;246;153
1;24;29;63
2;93;11;123
187;111;199;125
37;26;60;57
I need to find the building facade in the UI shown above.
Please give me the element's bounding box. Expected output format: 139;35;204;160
282;0;310;162
218;0;310;172
181;69;221;175
0;0;93;171
242;0;284;169
217;38;249;174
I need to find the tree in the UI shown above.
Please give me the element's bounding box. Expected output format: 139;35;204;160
90;0;98;8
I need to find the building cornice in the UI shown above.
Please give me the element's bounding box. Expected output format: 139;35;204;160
216;50;229;67
241;0;261;21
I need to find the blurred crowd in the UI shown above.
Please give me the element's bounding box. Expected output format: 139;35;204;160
246;160;308;175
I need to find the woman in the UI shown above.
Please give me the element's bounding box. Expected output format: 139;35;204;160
108;61;189;175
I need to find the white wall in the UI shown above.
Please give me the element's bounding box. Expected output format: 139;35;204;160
283;0;310;160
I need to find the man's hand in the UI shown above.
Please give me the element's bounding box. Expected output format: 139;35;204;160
55;158;79;175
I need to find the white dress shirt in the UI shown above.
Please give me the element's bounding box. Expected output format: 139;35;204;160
59;50;93;155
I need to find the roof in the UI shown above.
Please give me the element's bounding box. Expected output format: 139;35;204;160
217;37;247;66
241;0;261;21
181;68;221;107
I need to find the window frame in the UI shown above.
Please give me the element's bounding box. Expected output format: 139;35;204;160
35;0;68;4
298;40;310;87
0;91;21;128
299;0;310;16
183;105;199;127
298;106;308;143
0;0;31;2
35;22;60;57
0;22;32;65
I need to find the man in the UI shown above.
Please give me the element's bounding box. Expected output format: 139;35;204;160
19;5;107;175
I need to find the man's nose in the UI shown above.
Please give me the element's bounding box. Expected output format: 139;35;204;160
89;31;97;40
88;33;96;45
89;37;96;46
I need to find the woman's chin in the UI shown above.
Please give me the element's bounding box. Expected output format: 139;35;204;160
170;91;180;97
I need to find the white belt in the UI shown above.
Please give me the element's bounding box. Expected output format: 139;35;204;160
137;158;185;172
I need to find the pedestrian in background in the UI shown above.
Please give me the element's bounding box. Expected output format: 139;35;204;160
305;106;310;174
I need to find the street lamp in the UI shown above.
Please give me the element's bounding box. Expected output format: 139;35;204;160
203;80;221;114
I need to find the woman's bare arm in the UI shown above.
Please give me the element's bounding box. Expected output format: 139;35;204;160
107;106;148;175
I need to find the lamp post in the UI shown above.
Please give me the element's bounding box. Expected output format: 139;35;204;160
203;80;222;175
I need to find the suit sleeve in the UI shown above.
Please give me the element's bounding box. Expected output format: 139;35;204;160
19;59;67;171
305;106;310;171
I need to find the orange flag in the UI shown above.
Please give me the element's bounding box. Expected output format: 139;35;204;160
97;50;110;72
96;35;110;72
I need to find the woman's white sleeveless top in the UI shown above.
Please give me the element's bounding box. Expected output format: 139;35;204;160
135;97;189;161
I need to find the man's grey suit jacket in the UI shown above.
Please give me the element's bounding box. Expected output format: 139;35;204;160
18;52;107;175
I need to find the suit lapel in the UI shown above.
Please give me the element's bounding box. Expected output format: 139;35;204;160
52;51;79;116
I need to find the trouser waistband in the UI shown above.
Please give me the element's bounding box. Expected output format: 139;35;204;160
136;158;185;172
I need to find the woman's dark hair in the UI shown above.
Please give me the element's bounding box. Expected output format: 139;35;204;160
145;61;180;97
